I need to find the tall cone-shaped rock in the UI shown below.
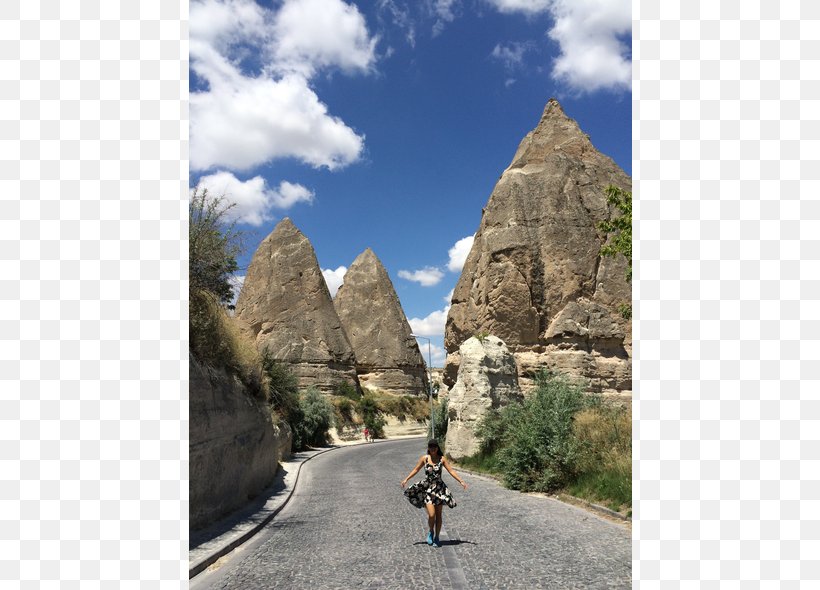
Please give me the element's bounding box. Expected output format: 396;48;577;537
444;99;631;395
333;248;429;396
235;218;358;392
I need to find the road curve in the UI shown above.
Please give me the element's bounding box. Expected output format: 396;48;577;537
191;438;630;589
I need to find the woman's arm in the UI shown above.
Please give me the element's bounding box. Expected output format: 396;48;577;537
442;457;468;490
401;456;426;488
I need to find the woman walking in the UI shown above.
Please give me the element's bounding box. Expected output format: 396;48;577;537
401;440;468;547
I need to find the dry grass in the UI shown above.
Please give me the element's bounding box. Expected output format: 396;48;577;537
190;290;265;398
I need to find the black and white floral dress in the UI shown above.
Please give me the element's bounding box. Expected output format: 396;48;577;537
404;455;457;509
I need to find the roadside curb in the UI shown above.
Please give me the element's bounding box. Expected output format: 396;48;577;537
452;465;631;523
189;436;425;579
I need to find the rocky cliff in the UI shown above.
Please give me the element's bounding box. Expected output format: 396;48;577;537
189;357;292;530
444;99;632;394
333;248;429;395
445;336;523;460
235;218;359;392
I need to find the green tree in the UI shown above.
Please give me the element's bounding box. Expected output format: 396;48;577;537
189;187;243;305
598;185;632;282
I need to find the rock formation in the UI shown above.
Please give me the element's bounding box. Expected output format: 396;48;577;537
445;336;523;460
235;218;359;391
189;357;292;530
333;248;429;396
444;99;632;394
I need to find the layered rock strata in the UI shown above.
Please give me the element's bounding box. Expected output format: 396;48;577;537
235;218;359;392
444;99;632;394
189;357;292;530
333;248;429;396
445;336;523;460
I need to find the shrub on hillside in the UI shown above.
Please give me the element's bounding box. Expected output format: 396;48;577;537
475;370;599;492
291;387;335;450
428;397;448;441
357;393;386;439
569;403;632;510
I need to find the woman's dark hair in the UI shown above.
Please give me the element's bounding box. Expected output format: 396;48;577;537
427;439;441;455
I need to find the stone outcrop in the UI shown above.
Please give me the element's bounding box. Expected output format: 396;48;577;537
333;248;429;395
189;357;292;530
444;99;632;394
235;218;359;392
445;336;523;460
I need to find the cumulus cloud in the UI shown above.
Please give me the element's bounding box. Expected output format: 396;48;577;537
447;235;474;272
272;0;379;77
487;0;631;94
189;0;377;172
196;171;314;226
398;267;445;287
548;0;631;93
322;266;348;297
444;288;454;303
408;306;450;336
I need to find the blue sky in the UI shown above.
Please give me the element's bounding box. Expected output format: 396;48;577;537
189;0;631;367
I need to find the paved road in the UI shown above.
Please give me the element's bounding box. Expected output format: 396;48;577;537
191;438;630;589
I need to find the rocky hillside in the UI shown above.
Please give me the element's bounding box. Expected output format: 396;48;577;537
235;218;359;392
334;248;429;396
444;99;632;394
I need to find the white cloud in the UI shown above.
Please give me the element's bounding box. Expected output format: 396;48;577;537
398;267;445;287
189;0;378;172
490;42;532;70
409;305;450;337
547;0;631;93
447;235;474;272
196;171;314;226
444;288;454;303
322;266;348;297
486;0;631;94
486;0;551;15
272;0;379;77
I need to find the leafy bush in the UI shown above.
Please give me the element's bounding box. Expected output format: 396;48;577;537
474;370;598;493
189;187;243;305
332;397;358;436
261;354;299;414
332;379;361;401
428;397;448;441
357;393;386;439
291;387;335;450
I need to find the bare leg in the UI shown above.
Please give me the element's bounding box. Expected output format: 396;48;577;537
434;504;443;539
425;502;435;534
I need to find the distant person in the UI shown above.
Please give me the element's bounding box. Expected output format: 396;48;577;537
363;427;369;442
400;439;468;547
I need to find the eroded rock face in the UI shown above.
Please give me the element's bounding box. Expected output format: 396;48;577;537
445;336;523;460
333;248;428;396
235;218;358;391
189;358;292;530
444;99;632;394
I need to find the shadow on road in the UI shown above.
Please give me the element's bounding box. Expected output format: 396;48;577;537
411;540;477;547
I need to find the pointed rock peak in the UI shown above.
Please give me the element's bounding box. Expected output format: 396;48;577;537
351;247;383;269
542;97;566;117
271;216;299;235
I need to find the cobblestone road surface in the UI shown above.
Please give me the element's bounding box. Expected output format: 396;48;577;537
190;438;630;589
